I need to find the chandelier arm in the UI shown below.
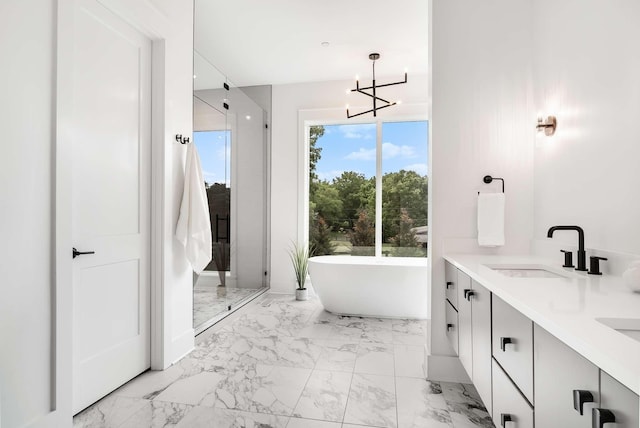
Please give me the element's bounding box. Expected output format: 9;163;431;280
346;102;397;119
353;89;393;105
374;79;408;89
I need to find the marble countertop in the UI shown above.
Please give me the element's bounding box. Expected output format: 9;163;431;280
443;254;640;396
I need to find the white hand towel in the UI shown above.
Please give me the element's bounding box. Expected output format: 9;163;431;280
176;143;212;273
477;193;505;247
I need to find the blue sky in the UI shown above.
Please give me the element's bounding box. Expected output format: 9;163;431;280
193;130;230;185
314;121;429;181
194;120;428;185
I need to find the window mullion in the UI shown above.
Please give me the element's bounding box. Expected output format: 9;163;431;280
375;120;383;257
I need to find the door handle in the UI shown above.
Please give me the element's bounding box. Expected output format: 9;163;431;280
73;247;96;259
573;389;594;415
592;408;615;428
447;323;455;331
446;281;453;289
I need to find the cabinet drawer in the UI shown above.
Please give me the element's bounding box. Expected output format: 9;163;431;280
599;371;639;428
492;359;533;428
534;324;598;428
445;261;458;308
445;299;458;355
492;295;533;403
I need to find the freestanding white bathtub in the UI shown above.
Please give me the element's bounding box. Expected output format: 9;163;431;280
308;255;429;319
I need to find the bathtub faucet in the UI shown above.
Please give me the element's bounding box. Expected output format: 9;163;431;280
547;225;587;272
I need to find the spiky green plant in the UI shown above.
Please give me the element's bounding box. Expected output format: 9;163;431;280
289;242;312;290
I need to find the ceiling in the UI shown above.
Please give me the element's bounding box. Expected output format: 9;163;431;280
194;0;429;87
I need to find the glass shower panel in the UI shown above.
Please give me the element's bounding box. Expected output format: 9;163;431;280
192;53;232;332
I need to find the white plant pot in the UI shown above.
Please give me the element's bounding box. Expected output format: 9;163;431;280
295;288;309;301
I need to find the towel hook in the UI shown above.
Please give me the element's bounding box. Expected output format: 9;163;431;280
483;175;504;193
176;134;190;145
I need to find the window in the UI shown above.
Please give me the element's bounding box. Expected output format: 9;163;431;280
308;120;428;257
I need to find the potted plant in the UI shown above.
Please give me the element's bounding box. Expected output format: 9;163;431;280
289;242;312;301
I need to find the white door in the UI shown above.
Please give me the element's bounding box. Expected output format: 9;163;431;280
71;0;151;413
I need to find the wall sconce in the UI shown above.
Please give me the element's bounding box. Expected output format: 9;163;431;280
536;116;557;136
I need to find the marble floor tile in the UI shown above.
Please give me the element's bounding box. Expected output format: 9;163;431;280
73;396;148;428
119;400;193;428
314;340;358;372
113;358;200;400
154;371;226;406
342;425;381;428
440;382;493;428
209;364;312;416
292;322;335;339
343;373;397;428
75;294;495;428
392;331;426;346
396;377;452;428
287;418;341;428
175;406;289;428
392;319;426;336
394;345;425;378
354;343;395;376
293;370;352;422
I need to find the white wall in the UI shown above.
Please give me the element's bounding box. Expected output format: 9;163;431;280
270;76;429;293
429;0;535;380
532;0;640;256
0;1;56;426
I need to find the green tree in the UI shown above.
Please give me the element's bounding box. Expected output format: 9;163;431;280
390;208;418;247
381;170;428;242
310;215;334;256
349;209;375;247
333;172;375;227
308;125;325;201
313;181;343;228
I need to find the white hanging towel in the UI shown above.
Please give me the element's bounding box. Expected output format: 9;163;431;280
477;193;505;247
176;143;212;273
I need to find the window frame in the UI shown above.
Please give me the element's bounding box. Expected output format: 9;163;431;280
299;106;428;257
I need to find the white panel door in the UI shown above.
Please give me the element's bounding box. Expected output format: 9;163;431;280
71;0;151;413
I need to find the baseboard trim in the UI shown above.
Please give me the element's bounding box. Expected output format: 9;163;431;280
169;328;195;366
426;354;471;383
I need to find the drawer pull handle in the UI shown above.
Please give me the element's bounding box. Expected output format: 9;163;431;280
500;337;513;351
592;408;615;428
573;389;594;415
446;281;453;289
447;323;454;331
463;289;475;300
500;413;513;427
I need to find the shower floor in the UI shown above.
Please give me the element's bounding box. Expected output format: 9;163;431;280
193;275;263;332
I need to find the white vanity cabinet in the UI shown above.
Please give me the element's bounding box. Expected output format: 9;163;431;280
444;256;640;428
445;260;458;308
491;295;533;404
534;324;599;428
492;359;533;428
599;371;639;428
444;262;492;412
457;270;473;378
445;299;459;354
470;280;492;414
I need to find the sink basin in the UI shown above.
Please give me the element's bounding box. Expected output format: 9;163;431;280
596;318;640;343
484;264;570;279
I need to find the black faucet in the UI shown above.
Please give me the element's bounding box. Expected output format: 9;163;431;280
547;226;587;271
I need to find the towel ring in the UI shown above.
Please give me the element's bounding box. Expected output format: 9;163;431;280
481;175;504;193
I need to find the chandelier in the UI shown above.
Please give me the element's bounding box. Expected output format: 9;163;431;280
346;53;407;119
